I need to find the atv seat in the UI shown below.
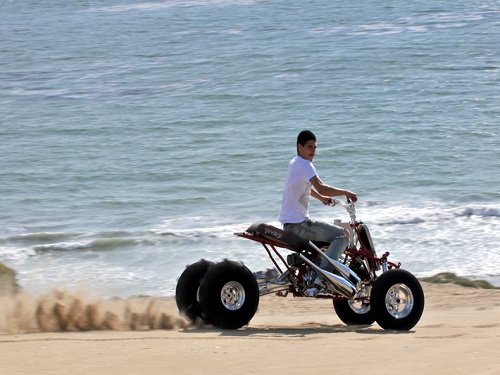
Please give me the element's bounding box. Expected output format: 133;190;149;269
246;222;321;254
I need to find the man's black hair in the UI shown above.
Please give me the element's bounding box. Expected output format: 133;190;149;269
297;130;316;146
296;130;316;155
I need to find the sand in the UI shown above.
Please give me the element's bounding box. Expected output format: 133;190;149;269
1;282;499;375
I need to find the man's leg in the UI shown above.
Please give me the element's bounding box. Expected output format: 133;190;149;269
284;219;348;262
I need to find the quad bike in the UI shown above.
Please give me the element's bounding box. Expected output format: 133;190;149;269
176;199;425;331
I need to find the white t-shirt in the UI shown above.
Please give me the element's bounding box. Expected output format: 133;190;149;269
278;156;318;224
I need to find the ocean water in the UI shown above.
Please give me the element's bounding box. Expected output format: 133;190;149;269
1;0;499;297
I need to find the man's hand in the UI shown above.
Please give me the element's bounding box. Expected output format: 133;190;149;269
345;191;358;203
322;196;333;205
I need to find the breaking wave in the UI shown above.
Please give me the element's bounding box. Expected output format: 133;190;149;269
7;232;81;244
363;203;500;226
1;204;497;258
33;238;140;253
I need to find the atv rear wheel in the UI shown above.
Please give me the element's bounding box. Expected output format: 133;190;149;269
371;269;424;330
175;259;214;323
198;260;259;329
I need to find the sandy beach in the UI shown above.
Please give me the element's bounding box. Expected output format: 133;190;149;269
0;282;499;375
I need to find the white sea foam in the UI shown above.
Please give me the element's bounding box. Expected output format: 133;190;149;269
150;217;257;239
0;246;35;261
310;9;500;37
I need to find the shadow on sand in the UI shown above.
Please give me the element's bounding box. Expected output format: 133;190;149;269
183;323;414;337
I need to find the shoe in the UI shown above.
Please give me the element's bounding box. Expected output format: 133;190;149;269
306;287;318;297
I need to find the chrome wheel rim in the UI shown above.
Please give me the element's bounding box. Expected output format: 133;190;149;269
385;283;414;319
350;285;371;314
348;299;371;314
220;281;245;311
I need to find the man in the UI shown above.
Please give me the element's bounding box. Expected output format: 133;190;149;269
278;130;357;265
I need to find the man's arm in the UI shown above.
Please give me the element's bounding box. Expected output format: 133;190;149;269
310;176;358;202
310;188;331;205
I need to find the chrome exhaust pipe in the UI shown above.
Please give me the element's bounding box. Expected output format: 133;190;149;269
298;254;356;298
321;254;361;286
308;242;361;286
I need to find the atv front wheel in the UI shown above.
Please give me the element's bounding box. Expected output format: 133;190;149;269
371;269;424;330
198;260;259;329
333;298;375;326
175;259;214;323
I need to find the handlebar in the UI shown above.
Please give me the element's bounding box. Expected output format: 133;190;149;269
329;198;357;223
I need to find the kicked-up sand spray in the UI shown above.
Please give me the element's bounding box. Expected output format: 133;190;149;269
0;289;187;334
